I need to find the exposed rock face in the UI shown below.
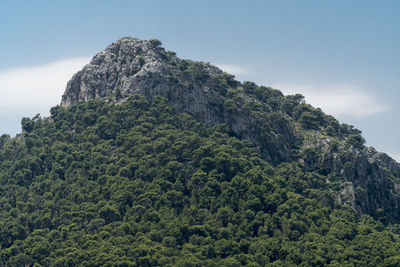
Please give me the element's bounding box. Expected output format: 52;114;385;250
61;37;300;164
62;37;225;126
334;147;400;222
61;37;400;223
300;133;400;222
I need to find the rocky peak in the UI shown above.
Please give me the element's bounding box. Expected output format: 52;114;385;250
61;37;225;125
61;37;170;106
61;37;299;163
61;37;400;222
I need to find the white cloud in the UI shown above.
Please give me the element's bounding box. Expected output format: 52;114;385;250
272;83;388;118
387;153;400;163
215;63;249;75
0;57;90;116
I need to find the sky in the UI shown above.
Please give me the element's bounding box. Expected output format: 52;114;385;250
1;0;399;161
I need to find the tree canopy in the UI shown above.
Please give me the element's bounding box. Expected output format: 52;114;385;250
0;95;399;266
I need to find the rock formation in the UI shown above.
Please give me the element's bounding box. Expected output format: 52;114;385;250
61;37;400;222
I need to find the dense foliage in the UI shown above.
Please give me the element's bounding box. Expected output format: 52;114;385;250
0;95;399;266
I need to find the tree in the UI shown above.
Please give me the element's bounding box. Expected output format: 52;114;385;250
298;111;319;129
21;117;34;132
346;134;365;149
148;39;162;47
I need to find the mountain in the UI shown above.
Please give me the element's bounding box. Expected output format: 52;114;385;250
0;37;399;265
62;37;400;222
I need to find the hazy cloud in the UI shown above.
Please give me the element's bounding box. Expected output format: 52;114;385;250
272;83;388;118
0;57;90;115
388;153;400;163
215;63;249;75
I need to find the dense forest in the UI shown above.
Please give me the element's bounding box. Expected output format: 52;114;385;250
0;94;400;266
1;37;400;266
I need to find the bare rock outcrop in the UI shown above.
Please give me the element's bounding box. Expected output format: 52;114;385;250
61;37;299;164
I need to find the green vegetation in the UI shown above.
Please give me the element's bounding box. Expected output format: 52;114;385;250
0;95;399;266
148;39;162;48
346;134;366;149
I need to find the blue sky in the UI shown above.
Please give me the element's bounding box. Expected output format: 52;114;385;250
1;0;399;161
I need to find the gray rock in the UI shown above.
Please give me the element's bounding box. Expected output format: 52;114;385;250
61;37;299;164
62;37;225;127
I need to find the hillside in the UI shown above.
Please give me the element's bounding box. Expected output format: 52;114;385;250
0;37;399;266
62;37;400;222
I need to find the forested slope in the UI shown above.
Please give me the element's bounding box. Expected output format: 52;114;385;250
1;36;400;266
0;96;400;266
61;37;400;222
